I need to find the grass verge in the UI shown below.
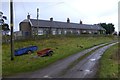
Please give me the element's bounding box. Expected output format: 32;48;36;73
98;43;119;78
60;42;111;75
2;36;115;76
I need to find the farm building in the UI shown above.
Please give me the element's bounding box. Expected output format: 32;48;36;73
19;14;106;36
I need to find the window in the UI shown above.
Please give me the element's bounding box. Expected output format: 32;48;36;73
77;30;80;34
58;30;61;34
64;30;67;34
88;31;92;34
83;30;86;33
71;30;73;33
52;30;56;35
38;29;43;35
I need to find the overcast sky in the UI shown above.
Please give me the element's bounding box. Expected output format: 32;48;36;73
1;0;119;32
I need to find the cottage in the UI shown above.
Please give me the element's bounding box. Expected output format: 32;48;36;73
19;14;106;37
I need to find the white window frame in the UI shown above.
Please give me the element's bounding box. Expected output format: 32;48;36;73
38;29;43;35
58;30;61;34
77;30;80;34
71;30;73;34
88;31;92;34
64;30;67;34
52;30;56;35
83;30;86;33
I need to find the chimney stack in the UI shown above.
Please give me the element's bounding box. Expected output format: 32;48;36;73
67;18;70;23
27;13;30;19
80;20;82;24
50;17;53;22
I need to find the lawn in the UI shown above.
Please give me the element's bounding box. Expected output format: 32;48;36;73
2;36;116;76
0;46;1;77
98;43;119;78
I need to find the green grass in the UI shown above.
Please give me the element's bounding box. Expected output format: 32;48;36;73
0;34;2;77
98;43;119;78
2;36;115;76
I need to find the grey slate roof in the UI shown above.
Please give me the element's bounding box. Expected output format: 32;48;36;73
21;19;105;30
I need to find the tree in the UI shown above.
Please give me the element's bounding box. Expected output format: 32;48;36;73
0;11;7;24
99;23;115;34
2;23;10;35
107;23;115;34
0;11;10;35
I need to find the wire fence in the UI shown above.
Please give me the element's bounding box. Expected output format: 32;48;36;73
2;34;112;44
